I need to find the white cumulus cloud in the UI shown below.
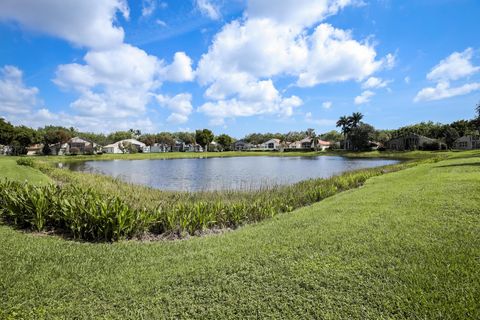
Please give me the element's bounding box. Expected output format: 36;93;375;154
195;0;221;20
0;0;129;49
354;90;375;105
162;52;195;82
0;65;39;115
196;0;389;123
362;77;389;89
156;93;193;124
414;81;480;102
427;48;479;82
415;48;480;102
322;101;332;109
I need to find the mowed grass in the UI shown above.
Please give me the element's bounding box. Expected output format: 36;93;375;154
0;157;51;184
1;155;479;318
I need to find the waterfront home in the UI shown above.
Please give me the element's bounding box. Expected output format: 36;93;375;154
185;143;203;152
68;137;99;154
386;134;440;151
150;143;171;153
262;139;281;150
317;139;331;151
49;142;69;155
49;137;99;155
103;139;146;154
26;144;44;156
172;140;185;152
453;135;480;150
234;140;253;151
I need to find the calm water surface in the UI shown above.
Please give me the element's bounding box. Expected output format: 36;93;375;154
63;156;399;191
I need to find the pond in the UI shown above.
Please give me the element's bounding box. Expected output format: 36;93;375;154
62;156;399;192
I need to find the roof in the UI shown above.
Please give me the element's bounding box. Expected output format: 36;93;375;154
264;139;281;144
317;139;331;146
299;137;313;143
104;139;146;148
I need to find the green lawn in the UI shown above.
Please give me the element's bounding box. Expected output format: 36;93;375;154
0;157;51;184
1;154;479;318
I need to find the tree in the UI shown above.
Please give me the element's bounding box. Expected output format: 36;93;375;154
129;129;141;139
336;116;351;149
319;130;343;143
443;127;460;149
216;134;235;151
42;126;72;145
175;132;195;145
118;141;138;154
139;134;156;146
305;128;315;138
195;129;214;152
156;132;175;146
11;125;39;155
0;118;15;145
476;101;480;119
348;123;376;151
349;112;364;128
107;131;133;144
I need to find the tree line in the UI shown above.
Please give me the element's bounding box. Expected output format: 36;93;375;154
1;102;479;154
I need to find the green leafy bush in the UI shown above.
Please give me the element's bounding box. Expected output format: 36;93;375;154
16;158;34;167
0;180;151;241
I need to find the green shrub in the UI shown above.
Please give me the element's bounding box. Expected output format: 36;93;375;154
16;158;34;167
0;180;151;241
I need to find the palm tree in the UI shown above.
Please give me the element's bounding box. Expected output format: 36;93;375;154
349;112;364;128
336;116;351;149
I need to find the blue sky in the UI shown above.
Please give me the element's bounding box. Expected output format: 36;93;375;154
0;0;479;138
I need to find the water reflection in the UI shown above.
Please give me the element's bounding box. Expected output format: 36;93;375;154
63;156;399;192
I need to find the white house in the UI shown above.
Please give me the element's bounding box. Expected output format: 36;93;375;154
317;139;332;151
453;135;480;150
288;137;314;150
103;139;146;154
150;143;171;153
262;139;281;150
26;144;44;156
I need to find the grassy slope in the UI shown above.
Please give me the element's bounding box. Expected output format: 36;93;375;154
0;157;51;184
1;155;479;319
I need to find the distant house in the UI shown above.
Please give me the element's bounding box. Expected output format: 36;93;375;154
386;134;440;151
262;139;281;150
103;139;146;154
68;137;98;154
317;139;332;151
49;142;69;155
185;143;203;152
150;143;171;153
287;141;301;149
453;135;480;150
172;140;186;152
234;140;253;151
26;144;44;156
49;137;99;155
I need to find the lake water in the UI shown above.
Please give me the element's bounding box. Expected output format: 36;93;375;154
63;156;399;192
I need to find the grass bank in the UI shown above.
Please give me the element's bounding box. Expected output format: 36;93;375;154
0;157;51;185
1;154;479;318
